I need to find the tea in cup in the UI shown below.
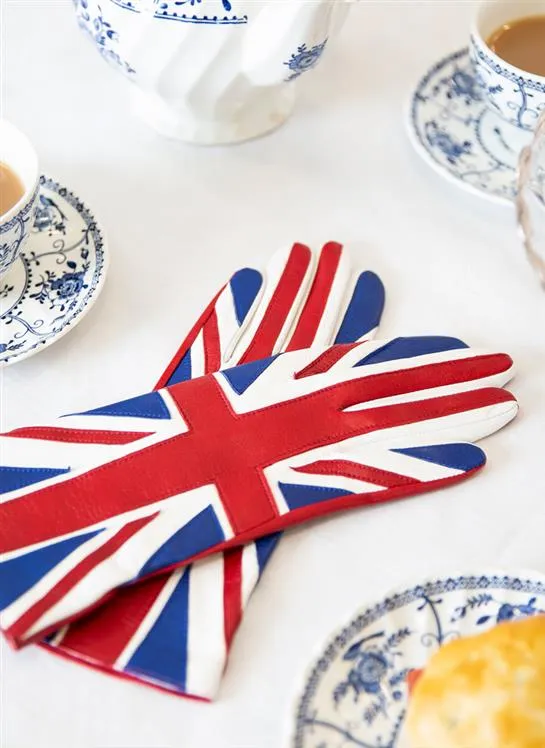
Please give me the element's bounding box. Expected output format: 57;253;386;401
0;120;40;278
0;162;26;217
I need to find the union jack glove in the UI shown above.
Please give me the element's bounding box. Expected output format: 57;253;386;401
0;335;517;656
4;241;386;699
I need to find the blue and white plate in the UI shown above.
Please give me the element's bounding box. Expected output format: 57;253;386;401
407;48;533;205
291;570;545;748
0;176;108;366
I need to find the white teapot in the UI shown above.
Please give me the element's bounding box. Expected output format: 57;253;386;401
74;0;349;144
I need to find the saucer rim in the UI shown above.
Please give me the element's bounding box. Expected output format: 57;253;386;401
405;46;515;208
0;174;109;367
289;566;545;748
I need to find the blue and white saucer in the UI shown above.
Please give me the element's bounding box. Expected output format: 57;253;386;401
0;176;108;366
407;48;533;205
291;570;545;748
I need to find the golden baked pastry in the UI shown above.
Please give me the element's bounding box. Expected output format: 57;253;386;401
405;615;545;748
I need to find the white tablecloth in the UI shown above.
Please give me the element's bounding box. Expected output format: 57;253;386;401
2;1;545;746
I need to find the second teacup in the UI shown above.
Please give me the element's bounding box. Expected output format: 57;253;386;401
470;0;545;131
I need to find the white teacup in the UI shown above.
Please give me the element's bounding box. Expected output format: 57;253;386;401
470;1;545;131
0;120;40;278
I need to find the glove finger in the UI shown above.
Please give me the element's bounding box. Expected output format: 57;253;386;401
333;269;385;344
231;242;314;363
159;240;313;383
234;338;514;415
286;242;385;350
272;442;486;516
294;337;514;396
341;386;517;451
161;242;384;383
158;265;264;386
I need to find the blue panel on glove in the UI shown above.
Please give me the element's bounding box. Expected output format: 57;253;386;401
279;482;353;510
0;465;70;495
138;506;226;579
254;533;282;572
334;271;385;344
393;443;486;472
356;336;468;367
79;392;172;420
230;268;263;326
0;528;103;610
126;569;190;690
167;348;192;386
222;355;278;395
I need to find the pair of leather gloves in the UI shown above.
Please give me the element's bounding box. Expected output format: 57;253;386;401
0;242;517;700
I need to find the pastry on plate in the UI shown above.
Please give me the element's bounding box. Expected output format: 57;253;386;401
404;615;545;748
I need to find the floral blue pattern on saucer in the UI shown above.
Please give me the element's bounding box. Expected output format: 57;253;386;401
408;48;533;204
0;176;107;366
292;571;545;748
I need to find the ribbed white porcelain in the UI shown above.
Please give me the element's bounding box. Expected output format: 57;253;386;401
75;0;349;144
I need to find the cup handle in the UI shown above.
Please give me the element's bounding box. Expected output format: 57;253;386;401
241;1;349;86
